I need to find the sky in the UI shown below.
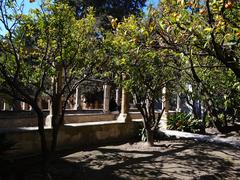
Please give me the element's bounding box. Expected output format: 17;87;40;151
0;0;160;35
145;0;160;8
22;1;41;14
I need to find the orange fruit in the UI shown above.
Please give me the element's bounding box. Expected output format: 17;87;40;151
199;9;206;15
236;32;240;38
225;2;233;9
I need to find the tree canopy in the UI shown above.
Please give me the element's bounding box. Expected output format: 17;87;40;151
0;1;105;174
147;0;240;133
67;0;146;28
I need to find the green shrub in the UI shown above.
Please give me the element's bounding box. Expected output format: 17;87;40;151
167;112;204;133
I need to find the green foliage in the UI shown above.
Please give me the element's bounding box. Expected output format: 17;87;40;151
0;1;104;158
103;12;179;144
167;112;204;133
142;0;240;131
0;1;102;95
106;14;176;99
68;0;146;28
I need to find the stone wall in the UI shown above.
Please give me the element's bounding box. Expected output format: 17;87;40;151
0;121;142;159
64;113;118;124
0;111;143;128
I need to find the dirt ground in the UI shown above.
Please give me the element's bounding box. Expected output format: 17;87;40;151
50;140;240;180
2;139;240;180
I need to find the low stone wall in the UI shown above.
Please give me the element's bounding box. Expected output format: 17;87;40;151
129;112;143;120
0;117;38;128
64;113;118;124
0;121;142;159
0;111;143;128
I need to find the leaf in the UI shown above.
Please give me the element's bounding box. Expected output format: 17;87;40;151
204;27;212;33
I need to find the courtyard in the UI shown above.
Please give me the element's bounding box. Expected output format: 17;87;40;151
2;139;240;180
1;0;240;179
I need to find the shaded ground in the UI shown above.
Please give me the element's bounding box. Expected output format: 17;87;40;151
5;139;239;180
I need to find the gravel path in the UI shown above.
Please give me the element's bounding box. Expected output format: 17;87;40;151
2;139;240;180
57;139;240;180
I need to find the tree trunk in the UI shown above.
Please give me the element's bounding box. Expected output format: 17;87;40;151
213;120;240;134
50;94;65;155
34;107;50;178
145;128;154;147
51;119;61;154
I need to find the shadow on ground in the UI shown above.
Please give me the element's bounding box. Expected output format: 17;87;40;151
1;140;240;180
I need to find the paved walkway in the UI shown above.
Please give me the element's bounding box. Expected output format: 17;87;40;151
159;129;240;148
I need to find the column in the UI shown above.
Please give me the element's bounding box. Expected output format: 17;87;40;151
45;99;52;127
103;84;111;113
159;87;169;130
3;101;11;111
162;87;169;119
115;88;120;111
176;93;181;112
187;84;193;114
74;86;81;110
22;102;27;110
117;88;131;122
115;88;120;106
47;99;51;111
45;66;64;126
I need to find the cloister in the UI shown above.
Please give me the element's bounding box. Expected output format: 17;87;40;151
0;84;185;158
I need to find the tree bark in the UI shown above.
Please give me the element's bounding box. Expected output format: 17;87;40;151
145;128;154;147
213;120;240;134
34;106;50;178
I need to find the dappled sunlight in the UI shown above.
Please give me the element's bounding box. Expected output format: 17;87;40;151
58;140;240;179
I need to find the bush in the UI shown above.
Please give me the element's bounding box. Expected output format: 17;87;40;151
167;112;204;133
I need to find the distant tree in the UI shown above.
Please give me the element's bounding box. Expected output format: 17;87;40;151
67;0;146;28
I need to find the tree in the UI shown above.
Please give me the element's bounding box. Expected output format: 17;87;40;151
147;0;240;133
104;15;177;146
156;0;239;77
0;1;103;176
67;0;146;28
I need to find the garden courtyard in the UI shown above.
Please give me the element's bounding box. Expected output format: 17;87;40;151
1;0;240;179
3;139;240;180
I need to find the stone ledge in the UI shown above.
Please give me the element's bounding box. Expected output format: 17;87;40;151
0;111;144;128
0;121;142;159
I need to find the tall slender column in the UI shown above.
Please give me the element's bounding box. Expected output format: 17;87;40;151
47;99;51;111
115;88;120;108
46;66;63;127
45;99;52;127
187;84;193;113
160;87;170;130
74;86;81;110
103;84;111;113
117;88;131;122
22;102;27;110
162;87;169;119
3;101;11;111
176;93;181;112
